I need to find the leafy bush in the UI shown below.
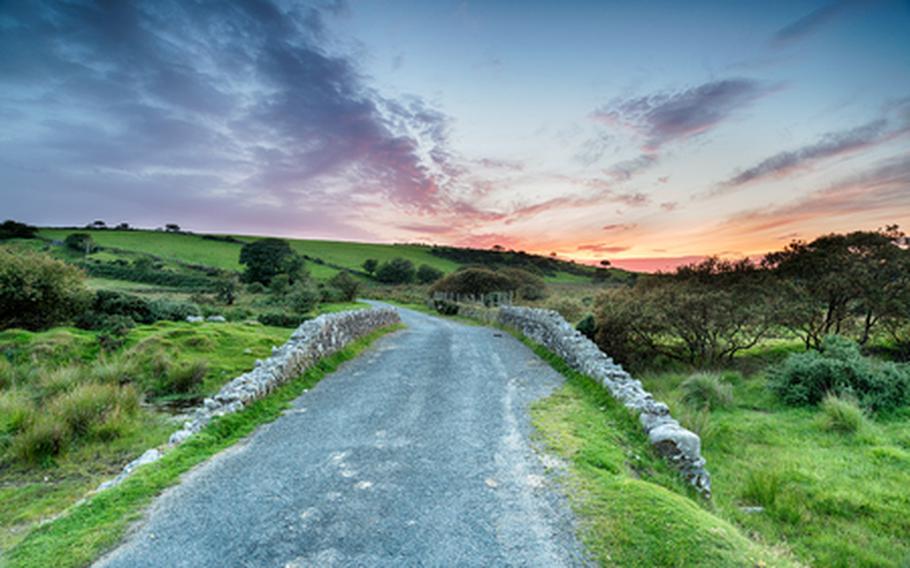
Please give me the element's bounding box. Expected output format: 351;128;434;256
432;299;459;315
375;258;416;284
680;373;734;409
0;249;89;330
498;267;547;300
76;290;200;329
576;314;597;341
64;232;97;253
77;261;216;289
285;282;320;314
0;219;38;240
362;258;379;274
258;311;307;327
819;393;866;434
416;264;444;284
246;281;267;294
430;268;518;296
328;271;360;301
770;335;910;412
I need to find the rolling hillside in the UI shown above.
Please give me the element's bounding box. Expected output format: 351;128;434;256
36;228;610;283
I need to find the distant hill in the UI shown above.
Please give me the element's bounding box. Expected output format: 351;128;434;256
36;228;630;283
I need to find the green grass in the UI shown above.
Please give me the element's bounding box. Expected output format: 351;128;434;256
640;369;910;567
34;229;604;283
523;337;794;567
2;323;402;568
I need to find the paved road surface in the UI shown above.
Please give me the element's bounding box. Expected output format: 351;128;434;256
96;304;588;567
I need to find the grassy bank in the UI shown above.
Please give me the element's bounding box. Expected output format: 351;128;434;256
522;337;795;567
641;369;910;567
2;323;403;567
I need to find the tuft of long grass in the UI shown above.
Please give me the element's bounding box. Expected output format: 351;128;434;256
819;393;866;434
37;366;86;397
680;372;733;410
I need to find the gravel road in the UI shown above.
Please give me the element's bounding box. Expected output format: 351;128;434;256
95;304;589;567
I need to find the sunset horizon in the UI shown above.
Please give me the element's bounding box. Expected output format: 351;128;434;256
3;1;909;270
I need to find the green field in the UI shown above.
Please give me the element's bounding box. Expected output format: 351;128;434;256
36;228;601;283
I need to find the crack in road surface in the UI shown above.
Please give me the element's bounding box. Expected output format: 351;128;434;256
95;304;589;567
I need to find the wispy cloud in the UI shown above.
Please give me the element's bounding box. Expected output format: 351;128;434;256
592;79;775;150
772;1;857;46
714;115;909;193
576;244;629;253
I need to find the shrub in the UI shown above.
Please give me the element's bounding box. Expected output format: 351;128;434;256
547;298;584;324
80;290;154;325
498;267;548;300
0;249;89;330
430;268;517;296
149;298;201;321
328;271;360;302
375;258;416;284
258;311;307;327
576;314;597;341
246;281;267;294
770;335;910;412
416;264;444;284
64;232;97;254
432;299;459;315
819;393;867;434
362;258;379;275
285;282;320;314
0;219;38;240
680;373;734;409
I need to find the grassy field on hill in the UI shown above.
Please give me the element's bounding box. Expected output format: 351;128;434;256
36;228;602;283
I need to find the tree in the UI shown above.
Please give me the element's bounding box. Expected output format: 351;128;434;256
599;259;611;267
89;220;107;229
764;227;910;348
0;220;38;240
362;258;379;275
239;238;302;285
0;249;89;330
165;223;181;233
328;271;360;301
375;258;416;284
64;233;97;255
115;222;130;230
214;275;238;305
416;264;444;284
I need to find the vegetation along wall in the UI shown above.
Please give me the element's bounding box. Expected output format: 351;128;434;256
498;306;711;496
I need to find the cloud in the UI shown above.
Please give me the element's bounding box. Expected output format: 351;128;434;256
717;118;908;191
772;1;856;46
592;79;774;150
0;0;481;235
606;153;658;181
602;223;637;232
576;244;629;254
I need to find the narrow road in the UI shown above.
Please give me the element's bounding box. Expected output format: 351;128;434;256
96;305;588;567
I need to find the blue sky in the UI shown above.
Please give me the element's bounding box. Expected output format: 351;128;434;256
1;0;909;269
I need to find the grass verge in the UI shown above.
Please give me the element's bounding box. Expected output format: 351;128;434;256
2;323;403;568
520;336;796;567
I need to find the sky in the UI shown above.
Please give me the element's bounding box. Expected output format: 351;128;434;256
1;0;909;271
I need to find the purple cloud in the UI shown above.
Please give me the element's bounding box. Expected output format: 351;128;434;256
593;79;774;150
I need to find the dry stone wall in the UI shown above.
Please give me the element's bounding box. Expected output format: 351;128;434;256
498;306;711;497
97;307;400;491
